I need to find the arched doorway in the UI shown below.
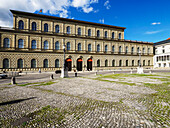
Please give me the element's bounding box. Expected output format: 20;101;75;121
87;58;92;71
77;58;83;71
65;58;72;71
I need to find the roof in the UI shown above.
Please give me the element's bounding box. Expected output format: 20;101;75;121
10;10;126;30
154;39;170;46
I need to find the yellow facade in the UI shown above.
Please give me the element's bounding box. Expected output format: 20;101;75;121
0;10;153;72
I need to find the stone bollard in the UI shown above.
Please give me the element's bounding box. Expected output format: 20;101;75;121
113;71;115;74
130;70;133;74
11;77;16;84
95;72;97;75
50;74;54;79
75;72;77;77
149;70;152;74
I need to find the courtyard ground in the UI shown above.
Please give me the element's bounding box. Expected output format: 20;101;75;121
0;72;169;127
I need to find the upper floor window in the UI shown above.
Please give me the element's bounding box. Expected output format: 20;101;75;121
143;47;145;54
3;38;10;48
88;44;92;52
3;58;9;69
18;39;24;48
17;59;23;68
112;45;115;52
67;26;70;34
148;48;150;54
67;42;71;50
131;47;134;54
88;29;91;36
31;40;36;49
125;46;128;53
97;44;100;52
105;31;108;38
55;25;60;33
44;40;49;49
44;23;48;32
119;46;122;53
97;30;100;37
119;33;121;39
31;59;36;68
19;20;24;30
32;22;36;31
55;41;60;50
78;27;81;35
78;43;81;51
112;32;114;39
105;45;108;52
137;47;140;53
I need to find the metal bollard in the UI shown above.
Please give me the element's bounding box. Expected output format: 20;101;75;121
11;77;16;84
50;74;54;79
75;72;77;77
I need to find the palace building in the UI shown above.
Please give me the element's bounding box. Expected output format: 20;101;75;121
0;10;153;72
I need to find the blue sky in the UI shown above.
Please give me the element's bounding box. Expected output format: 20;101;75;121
0;0;170;43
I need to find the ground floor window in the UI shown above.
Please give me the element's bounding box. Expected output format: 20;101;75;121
97;59;100;67
31;59;36;68
18;59;23;68
3;58;9;68
55;59;59;68
43;59;48;68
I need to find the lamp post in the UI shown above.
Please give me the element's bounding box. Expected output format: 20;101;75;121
60;44;68;78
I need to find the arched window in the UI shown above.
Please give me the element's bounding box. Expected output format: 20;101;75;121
19;20;24;30
43;59;48;68
143;47;145;54
67;42;71;50
44;41;48;49
32;22;36;31
148;48;150;54
137;47;140;54
17;59;23;68
3;58;9;69
132;60;134;66
88;44;92;52
112;60;115;67
97;44;100;52
18;39;24;48
44;23;48;32
88;29;91;36
126;60;128;66
105;31;108;38
31;59;36;68
112;32;114;39
97;59;100;67
78;43;81;51
105;45;108;52
78;27;81;35
143;60;145;66
31;40;36;49
105;59;108;67
125;46;128;54
119;60;122;67
3;38;10;48
55;59;59;68
97;30;100;37
138;60;140;66
148;60;150;66
119;46;122;53
112;45;115;52
55;25;59;33
67;26;70;34
119;33;121;39
55;41;60;50
131;47;134;54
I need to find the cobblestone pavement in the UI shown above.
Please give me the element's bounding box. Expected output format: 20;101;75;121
0;73;169;127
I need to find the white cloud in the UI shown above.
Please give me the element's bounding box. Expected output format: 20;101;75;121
104;0;111;9
99;18;104;24
0;0;99;27
145;30;162;34
151;22;161;25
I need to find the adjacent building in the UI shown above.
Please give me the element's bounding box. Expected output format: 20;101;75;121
154;39;170;68
0;10;153;72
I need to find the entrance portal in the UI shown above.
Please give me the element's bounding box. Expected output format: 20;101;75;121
87;58;92;71
77;58;83;71
65;58;72;71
